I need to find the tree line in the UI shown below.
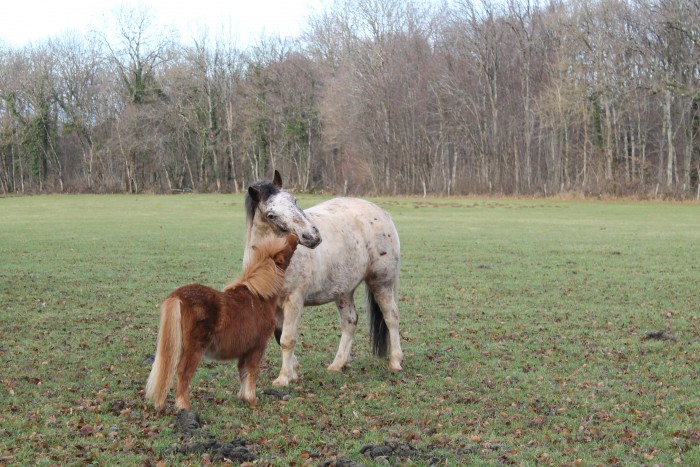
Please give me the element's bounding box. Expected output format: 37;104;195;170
1;0;698;198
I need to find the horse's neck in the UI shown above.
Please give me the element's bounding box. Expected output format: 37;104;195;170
243;216;277;268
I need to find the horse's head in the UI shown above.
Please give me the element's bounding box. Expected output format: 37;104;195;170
246;170;322;249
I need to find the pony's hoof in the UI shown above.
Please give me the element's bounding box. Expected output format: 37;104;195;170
237;392;257;406
389;362;403;372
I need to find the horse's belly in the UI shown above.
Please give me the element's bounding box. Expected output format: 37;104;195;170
303;268;365;306
304;291;337;306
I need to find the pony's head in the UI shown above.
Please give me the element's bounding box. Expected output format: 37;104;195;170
246;171;322;249
233;234;299;298
272;233;300;272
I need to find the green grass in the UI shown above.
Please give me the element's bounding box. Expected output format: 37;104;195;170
1;194;699;465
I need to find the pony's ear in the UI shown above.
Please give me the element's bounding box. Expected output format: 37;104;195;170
273;249;293;269
273;170;283;188
248;186;261;203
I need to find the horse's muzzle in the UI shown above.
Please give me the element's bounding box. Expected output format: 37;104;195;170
301;227;322;249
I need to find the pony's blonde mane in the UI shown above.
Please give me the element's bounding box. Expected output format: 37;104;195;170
224;236;287;299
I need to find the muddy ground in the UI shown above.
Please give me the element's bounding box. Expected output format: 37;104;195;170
170;407;449;465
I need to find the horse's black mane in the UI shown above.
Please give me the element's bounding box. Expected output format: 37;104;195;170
245;180;281;225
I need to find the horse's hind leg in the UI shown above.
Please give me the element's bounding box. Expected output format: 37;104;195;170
328;292;358;372
368;283;403;372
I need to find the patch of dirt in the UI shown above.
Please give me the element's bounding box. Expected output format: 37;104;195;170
317;456;361;467
173;409;203;434
319;441;445;466
643;330;676;341
262;388;291;400
169;410;257;463
168;413;446;465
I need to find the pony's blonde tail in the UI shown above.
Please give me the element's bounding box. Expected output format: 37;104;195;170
145;296;183;410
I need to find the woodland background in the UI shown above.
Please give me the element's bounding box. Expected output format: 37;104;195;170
1;0;699;198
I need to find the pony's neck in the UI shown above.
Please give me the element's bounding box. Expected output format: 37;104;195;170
236;233;290;299
243;213;277;268
226;255;284;300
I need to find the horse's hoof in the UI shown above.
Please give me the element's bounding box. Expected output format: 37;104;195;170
272;376;290;387
389;363;403;372
326;363;344;373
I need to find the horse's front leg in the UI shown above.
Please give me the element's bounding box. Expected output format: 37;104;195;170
273;294;304;386
328;293;357;372
275;309;299;375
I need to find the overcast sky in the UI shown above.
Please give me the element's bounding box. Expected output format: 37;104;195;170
0;0;324;48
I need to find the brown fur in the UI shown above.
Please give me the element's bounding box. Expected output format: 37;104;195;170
145;233;299;411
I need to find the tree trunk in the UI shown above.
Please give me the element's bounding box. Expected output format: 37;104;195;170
665;89;674;187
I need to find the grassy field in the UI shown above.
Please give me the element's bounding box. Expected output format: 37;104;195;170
1;194;699;465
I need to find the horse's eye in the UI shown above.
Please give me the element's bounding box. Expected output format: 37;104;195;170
266;212;276;220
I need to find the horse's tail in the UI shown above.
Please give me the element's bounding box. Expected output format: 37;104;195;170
367;288;389;357
145;296;183;410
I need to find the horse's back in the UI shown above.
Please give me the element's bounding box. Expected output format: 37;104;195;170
309;196;397;249
308;197;398;242
291;198;399;305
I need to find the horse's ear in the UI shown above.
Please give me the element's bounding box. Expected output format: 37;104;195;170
273;170;283;188
248;186;261;203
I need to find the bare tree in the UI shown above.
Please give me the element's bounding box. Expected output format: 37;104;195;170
49;33;107;191
0;45;62;191
1;0;698;197
99;5;176;192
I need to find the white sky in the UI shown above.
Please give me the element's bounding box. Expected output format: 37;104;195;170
0;0;325;48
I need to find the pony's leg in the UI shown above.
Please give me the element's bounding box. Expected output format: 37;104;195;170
237;356;257;404
273;294;304;386
237;356;249;401
327;293;358;372
237;348;265;404
371;285;404;371
175;346;205;410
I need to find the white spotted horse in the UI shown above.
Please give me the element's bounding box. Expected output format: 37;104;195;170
244;171;403;386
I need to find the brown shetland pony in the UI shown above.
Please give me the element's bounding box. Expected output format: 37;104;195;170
145;233;299;411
